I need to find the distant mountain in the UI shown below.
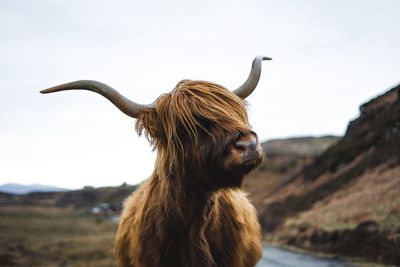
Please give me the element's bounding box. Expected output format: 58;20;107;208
244;135;340;208
262;136;340;157
0;183;69;195
0;183;139;207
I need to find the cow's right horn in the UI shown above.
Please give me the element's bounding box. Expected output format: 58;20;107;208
40;80;155;118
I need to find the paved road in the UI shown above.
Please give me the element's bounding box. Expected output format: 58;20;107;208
257;244;351;267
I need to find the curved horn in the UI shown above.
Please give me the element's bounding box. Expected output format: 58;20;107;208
233;56;272;99
40;80;155;118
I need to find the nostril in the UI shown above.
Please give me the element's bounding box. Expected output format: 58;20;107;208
235;136;258;151
234;141;247;151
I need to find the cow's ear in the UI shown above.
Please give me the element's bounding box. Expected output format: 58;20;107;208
135;109;165;146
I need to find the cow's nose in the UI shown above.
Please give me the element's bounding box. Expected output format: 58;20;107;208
235;133;263;161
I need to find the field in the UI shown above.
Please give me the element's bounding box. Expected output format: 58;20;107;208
0;205;117;267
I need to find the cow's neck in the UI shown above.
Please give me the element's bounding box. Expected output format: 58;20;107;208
162;174;215;223
154;174;216;265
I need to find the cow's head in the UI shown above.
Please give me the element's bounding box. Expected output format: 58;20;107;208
41;56;271;190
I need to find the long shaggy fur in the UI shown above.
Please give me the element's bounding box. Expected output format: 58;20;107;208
115;80;262;267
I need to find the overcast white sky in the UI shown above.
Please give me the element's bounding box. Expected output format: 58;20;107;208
1;0;399;189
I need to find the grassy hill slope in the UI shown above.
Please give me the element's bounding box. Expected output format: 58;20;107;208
248;84;400;265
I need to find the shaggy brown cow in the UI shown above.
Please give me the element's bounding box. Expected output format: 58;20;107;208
41;56;271;267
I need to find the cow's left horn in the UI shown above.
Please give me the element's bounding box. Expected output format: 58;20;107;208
40;80;154;118
233;56;272;99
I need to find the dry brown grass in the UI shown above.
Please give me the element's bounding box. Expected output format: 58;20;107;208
286;164;400;231
0;205;118;267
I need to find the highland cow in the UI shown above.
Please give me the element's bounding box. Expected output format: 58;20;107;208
41;56;271;267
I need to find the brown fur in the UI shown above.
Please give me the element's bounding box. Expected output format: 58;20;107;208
114;80;262;266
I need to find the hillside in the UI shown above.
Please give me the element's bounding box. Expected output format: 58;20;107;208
248;84;400;265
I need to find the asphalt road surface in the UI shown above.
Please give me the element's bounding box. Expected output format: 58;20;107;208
257;244;351;267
